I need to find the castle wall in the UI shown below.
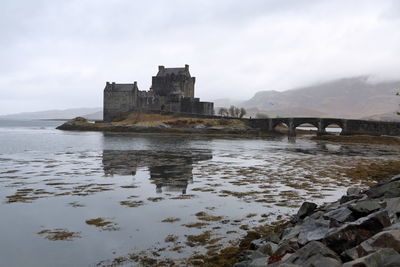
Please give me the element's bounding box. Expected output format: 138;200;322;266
136;91;164;111
103;90;136;122
198;101;214;116
180;97;214;115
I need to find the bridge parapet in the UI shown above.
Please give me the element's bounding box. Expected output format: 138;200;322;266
243;117;400;137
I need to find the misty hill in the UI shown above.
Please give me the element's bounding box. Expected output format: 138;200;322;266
242;76;400;119
0;107;102;120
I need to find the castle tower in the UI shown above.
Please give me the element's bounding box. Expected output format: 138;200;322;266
151;64;195;98
103;81;138;122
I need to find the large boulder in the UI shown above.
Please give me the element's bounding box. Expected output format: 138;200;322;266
323;206;354;223
366;180;400;199
322;210;391;254
385;197;400;219
247;256;269;267
347;187;362;195
340;194;365;204
342;248;399;267
250;238;278;256
342;229;400;260
298;217;330;245
296;202;317;219
281;241;341;267
348;199;382;215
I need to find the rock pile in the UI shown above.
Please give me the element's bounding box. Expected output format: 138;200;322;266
235;174;400;267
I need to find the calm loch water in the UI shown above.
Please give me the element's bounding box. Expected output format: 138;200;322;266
0;120;398;266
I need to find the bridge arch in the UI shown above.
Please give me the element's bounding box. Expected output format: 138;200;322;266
294;122;319;134
273;121;290;133
320;119;345;135
324;123;342;135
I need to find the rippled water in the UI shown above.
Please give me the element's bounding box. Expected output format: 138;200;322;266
0;120;398;266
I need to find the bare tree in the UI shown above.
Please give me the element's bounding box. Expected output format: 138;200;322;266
234;107;240;117
239;107;247;118
218;107;228;117
228;105;236;117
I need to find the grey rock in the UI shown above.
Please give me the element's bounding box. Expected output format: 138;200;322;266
281;225;301;242
283;241;341;266
322;210;391;254
385;222;400;230
193;124;206;129
249;251;267;260
157;124;171;129
389;174;400;183
366;181;400;198
349;199;382;215
323;201;341;212
266;232;281;244
248;256;269;267
297;202;317;219
342;248;399;267
310;257;342;267
347;187;362;195
340;194;364;204
383;253;400;267
324;206;354;223
342;229;400;260
274;239;300;257
298;217;330;245
240;250;266;261
385;197;400;214
250;238;268;250
309;211;325;220
257;242;279;256
234;260;251;267
385;187;400;198
231;126;251;131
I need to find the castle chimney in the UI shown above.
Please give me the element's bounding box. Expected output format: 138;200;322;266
158;65;165;71
185;64;189;71
106;81;110;86
112;82;115;89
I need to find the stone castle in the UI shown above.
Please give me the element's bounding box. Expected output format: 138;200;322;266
103;65;214;122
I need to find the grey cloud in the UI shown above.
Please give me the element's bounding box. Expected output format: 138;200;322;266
0;0;400;114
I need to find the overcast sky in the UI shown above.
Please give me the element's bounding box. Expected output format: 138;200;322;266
0;0;399;114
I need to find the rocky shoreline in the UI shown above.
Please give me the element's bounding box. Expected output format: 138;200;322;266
233;174;400;267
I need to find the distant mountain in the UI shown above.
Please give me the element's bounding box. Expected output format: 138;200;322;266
0;107;102;120
362;111;400;122
242;76;400;119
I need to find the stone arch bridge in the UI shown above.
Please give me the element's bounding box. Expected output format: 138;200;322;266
244;117;400;137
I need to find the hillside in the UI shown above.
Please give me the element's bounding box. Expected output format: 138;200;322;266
242;76;400;119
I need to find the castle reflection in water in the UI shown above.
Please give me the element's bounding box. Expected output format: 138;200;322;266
102;149;212;194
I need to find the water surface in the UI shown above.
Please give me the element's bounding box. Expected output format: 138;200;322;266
0;120;398;266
